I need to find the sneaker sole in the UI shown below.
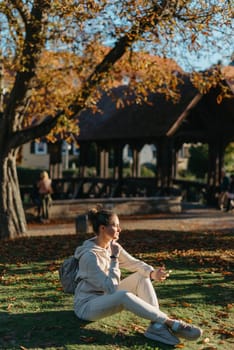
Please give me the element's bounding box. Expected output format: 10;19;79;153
144;330;180;345
174;330;203;341
175;334;201;341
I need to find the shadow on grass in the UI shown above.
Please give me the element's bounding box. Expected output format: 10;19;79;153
0;310;172;350
156;272;233;306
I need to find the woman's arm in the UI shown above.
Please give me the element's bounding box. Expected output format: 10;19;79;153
119;248;154;277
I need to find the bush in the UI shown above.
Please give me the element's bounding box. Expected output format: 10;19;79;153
187;144;208;179
141;163;156;177
62;169;79;178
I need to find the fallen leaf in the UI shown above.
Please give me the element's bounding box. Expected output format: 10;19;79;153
215;311;229;318
181;302;192;307
222;271;233;276
213;328;234;339
7;303;13;310
80;336;96;343
132;324;145;332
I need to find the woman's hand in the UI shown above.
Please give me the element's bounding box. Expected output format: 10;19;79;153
110;240;120;257
150;267;171;282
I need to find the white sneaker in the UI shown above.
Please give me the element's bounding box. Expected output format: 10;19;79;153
172;320;203;340
144;323;180;345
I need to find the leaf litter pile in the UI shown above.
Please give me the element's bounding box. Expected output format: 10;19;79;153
0;225;233;350
0;227;233;268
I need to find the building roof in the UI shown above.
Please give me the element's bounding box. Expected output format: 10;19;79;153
174;85;234;144
77;74;198;143
77;65;234;146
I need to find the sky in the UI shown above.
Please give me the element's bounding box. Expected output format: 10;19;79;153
175;29;234;72
103;2;234;73
0;1;233;74
170;46;234;72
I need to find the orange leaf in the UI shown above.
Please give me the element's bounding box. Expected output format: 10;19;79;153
80;336;96;343
181;302;192;307
7;303;13;310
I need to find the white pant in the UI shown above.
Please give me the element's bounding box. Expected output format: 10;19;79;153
76;272;167;324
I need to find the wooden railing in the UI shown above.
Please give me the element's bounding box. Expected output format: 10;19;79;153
20;177;212;204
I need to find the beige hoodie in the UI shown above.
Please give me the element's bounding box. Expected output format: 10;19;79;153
74;237;154;310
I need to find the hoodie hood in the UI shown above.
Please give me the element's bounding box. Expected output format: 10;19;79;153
74;236;110;260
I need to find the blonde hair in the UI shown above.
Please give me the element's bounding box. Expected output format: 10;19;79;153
40;171;49;179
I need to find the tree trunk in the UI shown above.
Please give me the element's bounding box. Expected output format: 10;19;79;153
0;150;27;239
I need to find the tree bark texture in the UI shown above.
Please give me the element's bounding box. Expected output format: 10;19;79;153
0;150;27;239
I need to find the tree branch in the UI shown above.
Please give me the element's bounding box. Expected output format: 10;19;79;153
7;111;63;151
6;0;176;150
9;0;30;25
5;0;51;130
70;2;172;116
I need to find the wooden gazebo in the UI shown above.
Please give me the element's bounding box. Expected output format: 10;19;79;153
74;68;233;201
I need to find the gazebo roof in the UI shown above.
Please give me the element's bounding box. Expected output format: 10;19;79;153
77;69;234;145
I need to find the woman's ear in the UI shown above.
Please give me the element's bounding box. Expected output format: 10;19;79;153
100;224;105;233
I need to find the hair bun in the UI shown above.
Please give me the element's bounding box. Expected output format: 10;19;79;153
88;206;114;233
88;207;98;221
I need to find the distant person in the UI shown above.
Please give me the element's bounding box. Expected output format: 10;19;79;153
226;174;234;212
73;207;203;346
37;171;53;222
218;170;229;211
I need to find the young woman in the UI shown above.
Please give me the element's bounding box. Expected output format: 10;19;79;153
37;171;53;222
74;207;202;346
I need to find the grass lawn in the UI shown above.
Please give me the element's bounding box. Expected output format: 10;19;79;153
0;228;233;350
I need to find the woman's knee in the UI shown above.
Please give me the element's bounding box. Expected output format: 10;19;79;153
113;290;135;303
116;290;136;303
115;289;129;298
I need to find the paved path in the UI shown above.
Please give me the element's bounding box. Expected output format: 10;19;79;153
27;206;234;236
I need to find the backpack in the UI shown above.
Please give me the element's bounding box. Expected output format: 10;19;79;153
59;256;79;294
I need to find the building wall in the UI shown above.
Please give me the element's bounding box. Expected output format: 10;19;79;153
123;143;190;170
21;141;191;173
177;143;190;171
21;142;50;169
20;141;79;171
123;144;156;165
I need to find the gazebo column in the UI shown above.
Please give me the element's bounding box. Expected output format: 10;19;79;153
113;143;124;179
156;137;173;190
207;139;226;204
172;146;178;179
217;141;228;185
154;142;159;187
207;140;226;187
99;146;109;178
130;144;142;177
48;141;63;178
79;142;88;177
